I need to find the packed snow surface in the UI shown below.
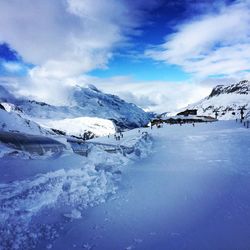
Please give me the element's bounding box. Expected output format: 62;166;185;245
1;121;250;249
47;121;250;249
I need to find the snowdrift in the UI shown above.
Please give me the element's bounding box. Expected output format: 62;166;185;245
0;131;152;249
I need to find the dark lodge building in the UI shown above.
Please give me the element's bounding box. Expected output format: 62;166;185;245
177;109;198;116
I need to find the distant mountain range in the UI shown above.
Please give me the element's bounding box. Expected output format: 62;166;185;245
185;80;250;120
2;80;249;139
0;84;150;138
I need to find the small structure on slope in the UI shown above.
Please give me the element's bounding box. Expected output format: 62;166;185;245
177;109;198;116
150;114;217;126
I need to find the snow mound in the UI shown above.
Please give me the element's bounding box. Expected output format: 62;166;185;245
0;130;153;249
40;117;116;138
0;165;117;249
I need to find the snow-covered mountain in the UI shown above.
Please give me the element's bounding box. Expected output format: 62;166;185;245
0;84;150;138
0;108;52;136
186;80;250;120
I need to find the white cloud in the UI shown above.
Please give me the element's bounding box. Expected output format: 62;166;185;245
0;0;163;105
0;73;211;112
145;0;250;78
0;73;220;113
0;0;240;112
0;0;144;79
72;75;212;113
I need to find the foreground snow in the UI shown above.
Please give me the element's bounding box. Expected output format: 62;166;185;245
1;121;250;249
0;130;152;250
43;121;250;250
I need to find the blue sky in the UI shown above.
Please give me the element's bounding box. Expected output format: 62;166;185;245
0;0;249;111
0;0;187;80
0;0;237;80
89;56;190;82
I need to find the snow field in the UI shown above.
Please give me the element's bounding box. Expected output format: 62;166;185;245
0;131;152;249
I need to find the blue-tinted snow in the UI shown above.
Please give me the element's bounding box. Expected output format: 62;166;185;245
0;132;152;249
1;121;250;249
48;121;250;250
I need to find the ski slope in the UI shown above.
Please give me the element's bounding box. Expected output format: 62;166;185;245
49;121;250;250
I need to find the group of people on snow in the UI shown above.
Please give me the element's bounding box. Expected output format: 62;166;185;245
112;132;124;141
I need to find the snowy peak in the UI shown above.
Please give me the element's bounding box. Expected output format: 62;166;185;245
208;80;250;98
85;84;101;92
68;84;149;129
71;84;125;107
0;84;150;138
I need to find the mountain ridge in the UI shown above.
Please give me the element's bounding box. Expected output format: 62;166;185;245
0;84;150;138
186;80;250;120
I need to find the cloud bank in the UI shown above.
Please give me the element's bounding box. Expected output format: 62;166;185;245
145;0;250;78
0;0;246;112
74;75;212;113
0;0;160;104
0;0;151;79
